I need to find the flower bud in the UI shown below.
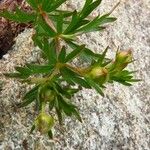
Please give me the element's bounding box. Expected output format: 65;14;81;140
35;113;54;134
115;49;132;70
40;86;55;102
87;67;109;85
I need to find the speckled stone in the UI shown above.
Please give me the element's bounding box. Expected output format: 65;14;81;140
0;0;150;149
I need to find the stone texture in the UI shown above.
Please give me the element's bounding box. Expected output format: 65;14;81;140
0;0;150;149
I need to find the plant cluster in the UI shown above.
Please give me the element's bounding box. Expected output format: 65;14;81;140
0;0;139;138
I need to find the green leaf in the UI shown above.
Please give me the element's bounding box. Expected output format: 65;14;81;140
63;0;103;34
42;39;57;65
56;15;63;33
41;0;52;12
26;64;54;74
15;66;31;78
54;9;76;18
55;97;63;125
38;17;56;37
61;67;91;88
0;8;36;23
18;86;39;107
96;46;109;66
54;82;71;99
30;124;36;134
79;0;102;20
58;46;66;63
65;40;103;61
81;0;93;15
3;72;26;79
77;14;117;33
47;0;68;12
48;130;53;139
27;0;38;9
85;77;104;96
57;96;82;122
65;45;85;62
49;99;55;111
56;107;63;125
64;10;79;34
32;35;43;49
72;109;82;122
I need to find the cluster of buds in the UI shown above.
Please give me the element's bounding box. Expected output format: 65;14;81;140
35;113;54;134
84;49;132;85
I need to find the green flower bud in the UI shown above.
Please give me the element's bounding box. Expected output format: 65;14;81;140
115;49;132;70
87;67;109;85
35;113;54;134
40;86;55;102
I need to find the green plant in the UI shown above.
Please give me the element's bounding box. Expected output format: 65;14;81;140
0;0;139;138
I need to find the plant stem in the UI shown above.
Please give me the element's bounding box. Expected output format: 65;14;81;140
41;102;46;113
38;5;56;32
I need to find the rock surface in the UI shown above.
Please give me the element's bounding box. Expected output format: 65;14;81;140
0;0;150;149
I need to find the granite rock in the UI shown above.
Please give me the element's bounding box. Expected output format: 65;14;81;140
0;0;150;149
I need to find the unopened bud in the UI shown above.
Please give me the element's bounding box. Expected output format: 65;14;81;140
114;49;132;70
40;85;55;102
42;89;55;102
87;67;109;85
116;49;132;62
35;113;54;134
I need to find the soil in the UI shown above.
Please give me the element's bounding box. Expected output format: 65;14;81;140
0;0;31;58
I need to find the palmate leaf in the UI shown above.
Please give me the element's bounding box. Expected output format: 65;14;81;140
5;63;54;79
16;64;54;75
63;0;102;34
27;0;67;13
0;8;36;23
77;14;117;33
